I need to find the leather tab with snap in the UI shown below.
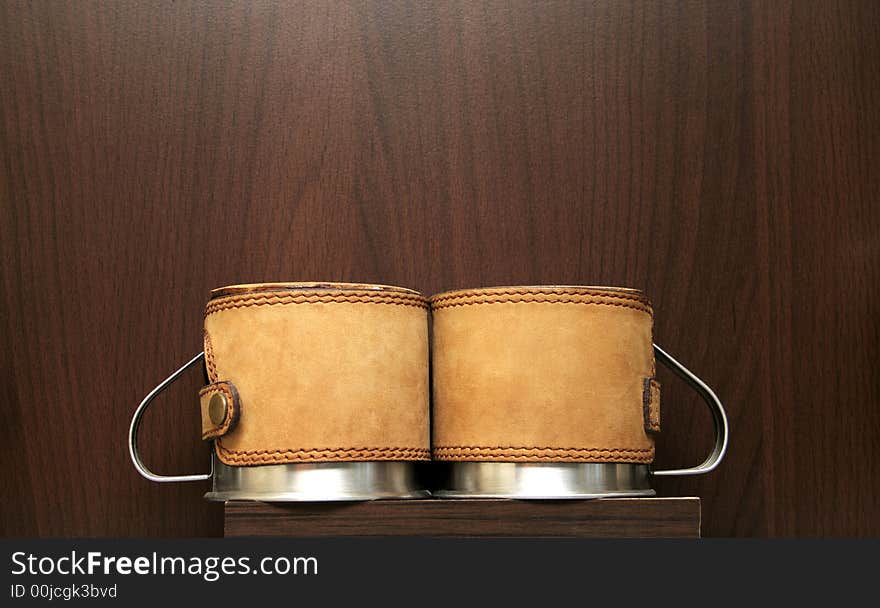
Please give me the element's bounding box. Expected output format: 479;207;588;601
200;381;240;440
643;377;661;433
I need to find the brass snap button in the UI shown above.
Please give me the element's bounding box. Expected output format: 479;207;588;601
208;392;228;426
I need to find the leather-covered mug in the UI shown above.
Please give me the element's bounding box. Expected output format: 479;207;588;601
429;285;728;498
130;282;431;501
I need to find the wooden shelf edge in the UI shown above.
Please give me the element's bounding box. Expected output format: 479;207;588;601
224;497;701;538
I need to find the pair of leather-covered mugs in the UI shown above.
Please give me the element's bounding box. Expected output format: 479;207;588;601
130;282;727;501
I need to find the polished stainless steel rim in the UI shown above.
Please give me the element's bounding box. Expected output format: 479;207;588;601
433;462;656;499
205;457;429;502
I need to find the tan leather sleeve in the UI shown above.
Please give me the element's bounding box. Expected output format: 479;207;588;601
430;287;658;464
203;286;431;465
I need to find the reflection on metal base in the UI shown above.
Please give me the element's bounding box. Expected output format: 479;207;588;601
433;462;656;499
205;456;429;502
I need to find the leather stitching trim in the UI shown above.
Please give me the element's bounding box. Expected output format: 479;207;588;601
432;288;649;305
643;377;661;433
206;291;428;317
199;382;240;440
432;446;654;463
215;443;430;464
430;292;652;315
203;330;218;383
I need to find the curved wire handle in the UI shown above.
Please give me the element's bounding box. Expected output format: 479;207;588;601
651;343;729;477
129;352;213;483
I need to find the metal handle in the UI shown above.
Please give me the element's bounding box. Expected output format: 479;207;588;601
129;352;213;483
650;343;729;477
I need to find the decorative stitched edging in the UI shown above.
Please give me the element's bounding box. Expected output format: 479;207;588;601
432;446;655;463
215;443;431;465
205;290;428;317
432;287;649;305
203;330;218;383
430;289;652;315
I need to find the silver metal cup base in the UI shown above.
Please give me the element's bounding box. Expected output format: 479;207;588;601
433;462;656;499
204;456;429;502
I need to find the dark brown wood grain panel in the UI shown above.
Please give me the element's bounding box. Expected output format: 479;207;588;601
0;1;877;537
224;499;701;538
783;0;880;536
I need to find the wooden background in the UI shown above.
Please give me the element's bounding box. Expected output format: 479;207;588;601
1;1;877;537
